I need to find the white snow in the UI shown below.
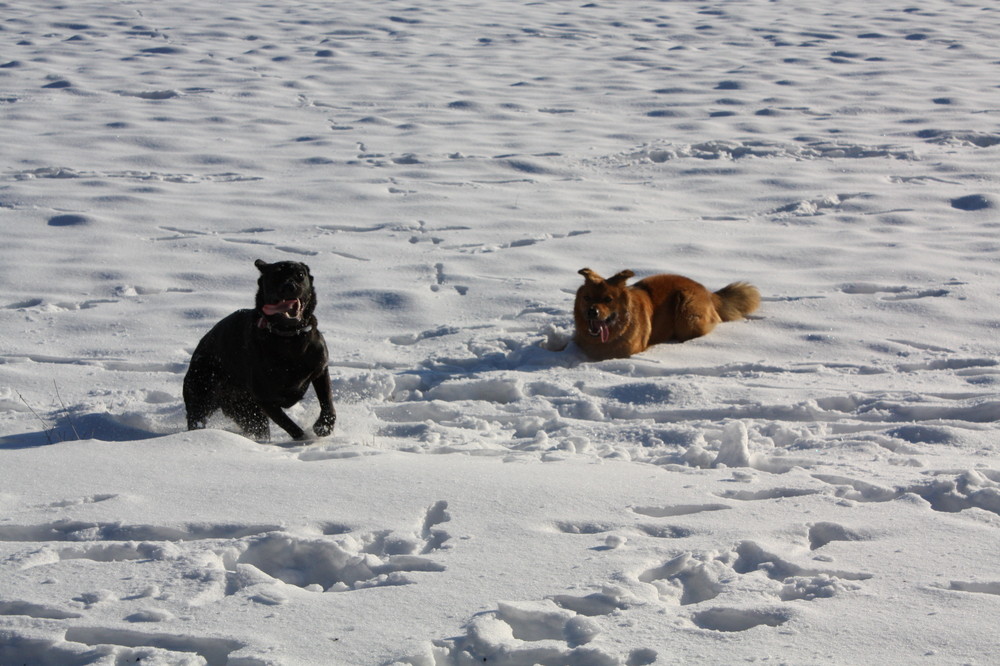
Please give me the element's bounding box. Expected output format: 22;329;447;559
2;0;1000;663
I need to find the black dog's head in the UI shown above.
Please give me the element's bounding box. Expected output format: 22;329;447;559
254;259;317;328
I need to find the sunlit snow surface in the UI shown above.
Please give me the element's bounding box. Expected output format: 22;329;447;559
2;0;1000;663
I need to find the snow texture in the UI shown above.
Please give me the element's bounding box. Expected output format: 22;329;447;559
1;0;1000;664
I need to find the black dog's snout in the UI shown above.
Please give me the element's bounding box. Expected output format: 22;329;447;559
278;278;301;298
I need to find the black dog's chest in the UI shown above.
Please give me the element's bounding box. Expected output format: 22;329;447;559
250;337;323;399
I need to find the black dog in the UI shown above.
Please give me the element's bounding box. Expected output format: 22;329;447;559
183;259;336;442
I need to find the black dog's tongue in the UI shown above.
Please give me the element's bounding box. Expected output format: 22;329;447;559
262;299;301;318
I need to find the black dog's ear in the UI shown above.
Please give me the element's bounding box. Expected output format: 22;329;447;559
303;267;317;319
255;259;270;273
607;270;634;286
578;268;604;284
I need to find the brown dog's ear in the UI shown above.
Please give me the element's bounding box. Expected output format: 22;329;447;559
578;268;604;284
607;270;634;286
255;259;269;272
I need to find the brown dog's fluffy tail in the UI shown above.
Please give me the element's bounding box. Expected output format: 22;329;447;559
713;282;761;321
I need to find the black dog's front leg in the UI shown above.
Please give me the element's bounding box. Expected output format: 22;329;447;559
312;369;337;437
259;403;307;441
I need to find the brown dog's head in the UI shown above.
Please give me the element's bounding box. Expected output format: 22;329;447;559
575;268;634;343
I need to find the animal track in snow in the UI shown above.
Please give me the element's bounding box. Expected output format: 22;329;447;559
2;297;119;313
808;522;870;550
1;628;242;666
425;261;469;295
637;524;695;539
554;520;615;535
691;607;791;632
549;587;633;617
916;129;1000;148
234;528;446;592
319;222;394;233
113;87;212;100
63;628;243;666
6;166;262;183
595;139;917;168
716;487;822;501
446;230;591;255
635;540;868;633
0;600;81;620
639;552;728;606
0;353;184;376
1;505;451;658
421;499;452;553
45;493;118;509
769;192;870;217
0;520;285;545
734;540;873;583
0;503;450;661
389;325;464;346
154;225;209;240
839;282;950;300
893;357;997;373
425;596;653;665
812;474;898;502
888;338;956;353
234;502;449;593
274;245;319;256
364;327;1000;466
631;503;731;518
944;581;1000;596
814;469;1000;517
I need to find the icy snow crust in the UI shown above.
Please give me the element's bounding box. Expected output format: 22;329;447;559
1;0;1000;664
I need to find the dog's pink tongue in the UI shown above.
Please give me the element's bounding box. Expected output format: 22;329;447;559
599;323;610;343
262;300;298;316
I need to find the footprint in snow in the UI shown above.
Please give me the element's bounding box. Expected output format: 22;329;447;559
48;213;91;226
691;607;791;632
631;503;731;518
839;282;950;300
807;521;870;551
715;486;822;501
0;600;81;620
943;581;1000;596
426;598;655;664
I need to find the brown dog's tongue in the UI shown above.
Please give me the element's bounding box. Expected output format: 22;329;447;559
599;323;610;343
262;300;299;316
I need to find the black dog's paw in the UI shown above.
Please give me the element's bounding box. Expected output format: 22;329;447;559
313;413;336;438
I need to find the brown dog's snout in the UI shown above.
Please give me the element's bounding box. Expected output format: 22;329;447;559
587;305;601;320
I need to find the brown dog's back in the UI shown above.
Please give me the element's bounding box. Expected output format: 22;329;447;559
635;274;715;345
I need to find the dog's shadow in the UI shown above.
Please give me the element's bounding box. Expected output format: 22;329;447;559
393;332;588;398
0;412;162;450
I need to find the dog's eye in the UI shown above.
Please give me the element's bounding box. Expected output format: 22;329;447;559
601;297;613;304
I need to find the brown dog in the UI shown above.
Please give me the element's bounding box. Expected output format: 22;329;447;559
573;268;760;360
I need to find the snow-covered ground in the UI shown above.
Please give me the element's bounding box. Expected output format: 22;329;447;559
2;0;1000;663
